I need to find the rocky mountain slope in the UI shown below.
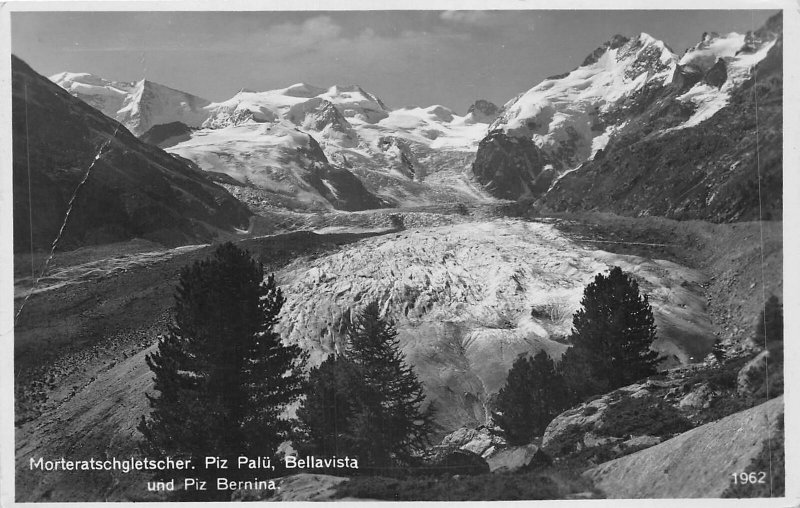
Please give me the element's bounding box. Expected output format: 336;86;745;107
13;55;252;254
543;15;782;221
473;13;782;222
586;395;783;497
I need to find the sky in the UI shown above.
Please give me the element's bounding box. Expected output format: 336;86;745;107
12;9;778;113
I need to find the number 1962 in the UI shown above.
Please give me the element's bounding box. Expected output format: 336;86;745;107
731;472;767;484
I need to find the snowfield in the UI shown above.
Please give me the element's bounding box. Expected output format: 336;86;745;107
672;33;777;129
51;72;497;210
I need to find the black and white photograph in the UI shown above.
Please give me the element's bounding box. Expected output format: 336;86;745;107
4;1;791;503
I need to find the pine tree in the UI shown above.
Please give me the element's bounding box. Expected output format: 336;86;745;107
562;266;660;398
492;350;571;445
296;356;372;457
138;242;306;499
558;345;604;404
344;301;435;467
298;301;434;470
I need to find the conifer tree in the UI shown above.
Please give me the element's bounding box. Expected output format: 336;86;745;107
492;350;570;445
297;301;434;470
296;356;372;457
138;242;306;499
561;266;660;398
344;301;435;466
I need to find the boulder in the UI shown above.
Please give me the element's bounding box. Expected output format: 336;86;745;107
486;444;540;472
541;394;615;456
542;380;692;460
615;435;662;451
677;382;719;410
440;426;505;458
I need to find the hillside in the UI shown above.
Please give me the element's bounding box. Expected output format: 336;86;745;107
12;55;252;254
586;395;783;497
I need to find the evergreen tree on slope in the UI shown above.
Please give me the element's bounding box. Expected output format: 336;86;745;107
563;266;660;398
492;350;570;445
138;243;306;498
344;301;435;467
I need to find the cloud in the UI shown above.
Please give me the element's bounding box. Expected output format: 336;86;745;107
251;15;346;53
440;10;492;26
440;10;535;33
269;15;343;45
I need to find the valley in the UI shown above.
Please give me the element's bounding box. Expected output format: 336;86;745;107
13;205;781;501
11;9;784;502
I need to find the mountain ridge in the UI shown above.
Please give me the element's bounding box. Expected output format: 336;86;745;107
47;12;782;224
13;55;253;253
472;12;782;223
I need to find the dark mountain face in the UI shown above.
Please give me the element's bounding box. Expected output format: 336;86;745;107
12;55;252;254
299;134;386;211
472;12;782;223
139;121;193;148
471;131;553;200
542;32;782;222
466;99;500;123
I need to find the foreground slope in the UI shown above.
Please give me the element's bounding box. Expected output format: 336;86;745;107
14;210;778;501
585;395;783;498
13;55;252;253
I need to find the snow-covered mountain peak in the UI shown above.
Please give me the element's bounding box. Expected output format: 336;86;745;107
280;82;327;98
490;31;677;144
51;72;211;135
50;72;137;119
121;79;211;135
51;71;132;89
465;99;499;124
318;84;389;123
679;31;747;71
473;12;781;205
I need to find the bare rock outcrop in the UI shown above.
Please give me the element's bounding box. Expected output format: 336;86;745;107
585;395;783;498
541;379;682;459
438;426;540;473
